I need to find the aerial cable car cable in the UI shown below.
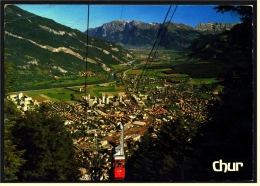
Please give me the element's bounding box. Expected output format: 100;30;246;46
135;5;172;93
135;14;172;94
84;5;102;181
120;5;124;20
143;5;178;76
84;4;90;113
115;5;124;45
150;5;178;62
142;5;172;69
143;5;178;77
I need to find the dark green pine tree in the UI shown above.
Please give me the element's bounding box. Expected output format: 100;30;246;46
183;5;254;181
4;99;26;181
4;51;26;181
4;52;18;96
13;103;81;181
126;113;201;181
154;112;199;181
125;131;157;181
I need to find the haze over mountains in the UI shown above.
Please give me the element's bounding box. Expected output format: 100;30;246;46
86;20;238;49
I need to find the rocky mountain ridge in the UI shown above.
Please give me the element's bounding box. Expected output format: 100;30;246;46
87;20;161;37
194;22;239;31
86;20;238;49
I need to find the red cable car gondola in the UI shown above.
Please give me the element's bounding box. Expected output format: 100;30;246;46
113;122;125;180
114;155;125;180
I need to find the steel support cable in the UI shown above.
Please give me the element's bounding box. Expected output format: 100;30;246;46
135;5;172;93
143;5;178;76
120;5;124;20
116;5;124;47
138;5;172;79
84;4;90;114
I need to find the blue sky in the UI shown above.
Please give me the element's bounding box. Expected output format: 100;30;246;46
16;4;241;32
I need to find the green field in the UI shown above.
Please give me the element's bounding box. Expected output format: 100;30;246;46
12;88;76;102
110;64;129;71
164;73;189;78
9;74;221;103
87;85;118;97
187;78;219;85
10;49;227;102
10;84;122;103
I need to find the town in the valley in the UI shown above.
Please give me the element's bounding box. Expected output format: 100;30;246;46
7;72;219;181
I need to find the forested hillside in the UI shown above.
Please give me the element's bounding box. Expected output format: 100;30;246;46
4;5;133;91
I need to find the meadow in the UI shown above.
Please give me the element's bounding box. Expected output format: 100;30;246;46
14;88;76;102
11;49;226;102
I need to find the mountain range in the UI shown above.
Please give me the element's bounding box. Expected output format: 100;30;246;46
86;20;238;50
4;5;240;91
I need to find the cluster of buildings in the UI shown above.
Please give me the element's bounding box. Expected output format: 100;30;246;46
7;92;39;111
6;72;220;181
147;106;168;115
43;90;151;180
82;92;128;108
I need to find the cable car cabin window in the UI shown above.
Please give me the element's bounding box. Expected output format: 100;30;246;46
115;160;125;168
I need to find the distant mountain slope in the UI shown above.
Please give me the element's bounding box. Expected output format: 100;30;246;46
187;22;251;62
194;22;238;31
4;5;133;90
86;20;238;50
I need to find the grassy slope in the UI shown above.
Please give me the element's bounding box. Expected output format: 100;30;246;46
5;5;133;91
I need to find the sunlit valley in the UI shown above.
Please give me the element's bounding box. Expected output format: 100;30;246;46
4;4;254;182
